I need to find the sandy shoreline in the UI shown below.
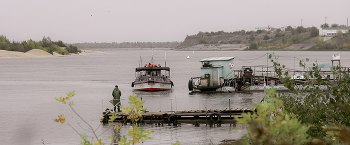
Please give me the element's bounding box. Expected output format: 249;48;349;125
0;49;104;59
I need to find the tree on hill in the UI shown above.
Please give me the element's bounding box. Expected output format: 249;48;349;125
197;31;204;36
296;26;305;34
249;34;255;41
263;34;270;40
249;42;258;49
309;26;319;37
286;26;293;31
320;23;329;28
331;23;339;27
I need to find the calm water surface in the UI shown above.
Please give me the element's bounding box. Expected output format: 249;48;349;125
1;49;350;145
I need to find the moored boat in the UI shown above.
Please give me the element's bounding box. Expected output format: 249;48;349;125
188;56;334;93
131;56;174;91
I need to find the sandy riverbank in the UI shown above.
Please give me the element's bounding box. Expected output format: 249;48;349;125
0;49;104;59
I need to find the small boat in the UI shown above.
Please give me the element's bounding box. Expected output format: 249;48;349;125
187;56;190;59
131;55;174;91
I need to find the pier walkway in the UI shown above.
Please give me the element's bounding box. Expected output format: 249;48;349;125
101;108;255;124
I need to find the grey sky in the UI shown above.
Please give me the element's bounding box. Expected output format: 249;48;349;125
1;0;349;43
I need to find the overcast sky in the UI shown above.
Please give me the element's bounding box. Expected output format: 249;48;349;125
1;0;349;43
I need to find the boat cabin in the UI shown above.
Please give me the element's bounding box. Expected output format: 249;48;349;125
135;64;171;82
199;57;235;88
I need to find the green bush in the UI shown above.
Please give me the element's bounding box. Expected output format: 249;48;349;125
249;42;258;49
66;45;80;53
310;27;319;37
0;35;11;50
0;35;80;55
263;35;270;40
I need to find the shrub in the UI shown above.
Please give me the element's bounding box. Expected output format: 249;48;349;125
249;42;258;49
263;35;270;40
310;27;319;37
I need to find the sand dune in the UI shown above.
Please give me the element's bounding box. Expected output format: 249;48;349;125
0;49;104;59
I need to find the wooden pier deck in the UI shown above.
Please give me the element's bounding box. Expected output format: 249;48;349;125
101;108;255;124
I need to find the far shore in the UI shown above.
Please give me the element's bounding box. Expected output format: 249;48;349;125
0;49;104;59
173;44;247;51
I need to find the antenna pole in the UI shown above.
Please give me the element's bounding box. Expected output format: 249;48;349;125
151;49;154;63
165;51;167;67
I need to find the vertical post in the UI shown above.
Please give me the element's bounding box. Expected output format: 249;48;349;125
294;57;295;77
229;99;231;119
170;99;172;111
301;19;303;27
141;97;143;108
267;53;268;85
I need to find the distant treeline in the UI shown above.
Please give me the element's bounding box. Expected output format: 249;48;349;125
71;41;181;49
0;35;80;55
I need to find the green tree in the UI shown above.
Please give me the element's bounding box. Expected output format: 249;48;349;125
249;42;258;49
66;45;80;53
249;34;255;41
41;36;53;47
296;26;305;34
9;41;24;52
53;40;66;47
263;34;270;40
331;23;339;27
197;31;204;36
321;23;329;28
0;35;11;50
240;30;246;35
118;95;153;145
270;54;350;140
54;91;118;145
285;26;293;31
234;89;312;144
276;28;282;33
310;26;319;37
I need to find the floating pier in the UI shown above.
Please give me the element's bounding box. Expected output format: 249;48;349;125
101;108;255;125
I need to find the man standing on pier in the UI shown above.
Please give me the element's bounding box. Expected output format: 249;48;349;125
111;85;121;112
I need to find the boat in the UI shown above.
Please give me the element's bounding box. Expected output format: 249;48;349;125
188;56;333;92
131;54;174;91
188;57;236;92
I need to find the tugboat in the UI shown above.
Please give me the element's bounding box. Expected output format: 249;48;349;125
131;54;174;91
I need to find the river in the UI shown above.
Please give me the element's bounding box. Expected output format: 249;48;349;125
1;48;350;144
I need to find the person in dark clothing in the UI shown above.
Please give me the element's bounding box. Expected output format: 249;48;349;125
112;85;121;112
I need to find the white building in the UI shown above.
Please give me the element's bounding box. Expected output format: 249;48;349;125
319;27;350;41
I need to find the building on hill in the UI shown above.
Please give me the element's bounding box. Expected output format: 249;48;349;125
319;27;350;41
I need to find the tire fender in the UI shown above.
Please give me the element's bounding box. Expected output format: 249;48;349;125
188;80;193;91
210;113;221;122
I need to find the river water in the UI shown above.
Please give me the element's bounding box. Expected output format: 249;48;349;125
1;48;350;145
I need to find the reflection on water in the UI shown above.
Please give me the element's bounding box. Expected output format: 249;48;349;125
104;122;247;145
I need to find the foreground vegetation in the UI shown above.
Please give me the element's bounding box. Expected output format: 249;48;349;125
0;35;80;55
230;54;350;144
